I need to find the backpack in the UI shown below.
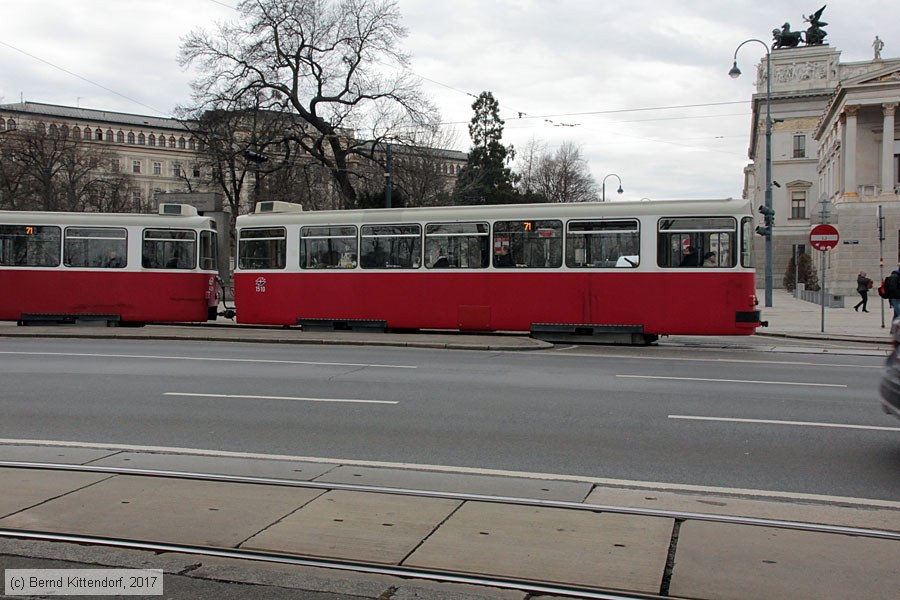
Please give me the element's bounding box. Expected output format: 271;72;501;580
881;273;900;299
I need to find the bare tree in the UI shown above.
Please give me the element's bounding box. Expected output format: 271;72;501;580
527;142;597;203
514;137;547;200
179;0;440;209
0;124;133;212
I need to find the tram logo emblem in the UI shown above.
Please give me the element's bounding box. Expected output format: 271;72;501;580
255;277;267;293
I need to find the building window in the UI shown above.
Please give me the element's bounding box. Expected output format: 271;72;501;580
117;131;125;143
791;190;807;219
159;136;167;148
72;126;80;138
168;136;176;148
105;129;114;142
192;165;201;178
49;124;58;137
131;190;142;209
0;119;5;131
153;162;161;175
127;132;135;144
178;137;186;149
6;119;16;130
189;139;197;150
173;162;182;178
793;134;806;158
148;134;156;146
138;133;145;145
83;127;92;140
132;160;142;174
111;159;120;173
96;129;103;141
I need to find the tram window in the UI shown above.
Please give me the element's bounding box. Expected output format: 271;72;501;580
360;224;421;269
424;222;489;269
200;230;218;271
142;229;197;270
493;220;562;268
0;225;60;267
300;225;357;269
238;227;285;270
64;227;127;268
566;220;639;268
657;217;737;268
741;217;755;268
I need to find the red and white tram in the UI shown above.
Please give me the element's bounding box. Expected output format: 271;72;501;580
234;199;762;342
0;204;220;325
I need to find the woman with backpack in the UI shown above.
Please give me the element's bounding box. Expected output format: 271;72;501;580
854;271;873;312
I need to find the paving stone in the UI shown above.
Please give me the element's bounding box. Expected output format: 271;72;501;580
671;520;900;600
0;475;323;548
405;501;673;593
243;490;460;565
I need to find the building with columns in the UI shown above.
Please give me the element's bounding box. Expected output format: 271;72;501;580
815;67;900;297
743;44;900;298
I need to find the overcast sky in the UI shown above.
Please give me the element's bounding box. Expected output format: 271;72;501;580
1;1;896;201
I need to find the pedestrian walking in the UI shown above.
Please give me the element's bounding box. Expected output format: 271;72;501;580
854;271;873;312
886;266;900;321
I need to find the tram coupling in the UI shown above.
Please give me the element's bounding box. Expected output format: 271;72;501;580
216;276;236;321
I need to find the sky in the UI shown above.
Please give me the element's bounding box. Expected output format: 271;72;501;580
1;1;897;201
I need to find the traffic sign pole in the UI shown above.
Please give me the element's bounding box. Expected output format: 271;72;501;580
809;224;840;333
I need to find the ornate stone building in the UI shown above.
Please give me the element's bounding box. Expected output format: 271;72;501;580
0;101;467;214
0;101;203;210
743;44;900;298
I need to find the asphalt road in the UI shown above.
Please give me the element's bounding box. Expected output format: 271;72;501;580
0;337;897;502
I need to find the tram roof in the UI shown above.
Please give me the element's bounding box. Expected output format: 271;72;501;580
0;210;216;229
237;198;752;226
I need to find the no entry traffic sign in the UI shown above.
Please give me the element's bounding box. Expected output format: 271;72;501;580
810;223;839;251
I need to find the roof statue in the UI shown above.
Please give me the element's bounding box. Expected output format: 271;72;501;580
772;6;829;49
803;5;828;46
873;35;884;60
772;23;803;49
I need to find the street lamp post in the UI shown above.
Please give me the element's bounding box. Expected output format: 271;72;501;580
730;39;773;308
601;174;623;203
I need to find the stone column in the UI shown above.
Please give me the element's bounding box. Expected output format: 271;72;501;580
882;103;897;194
843;105;859;197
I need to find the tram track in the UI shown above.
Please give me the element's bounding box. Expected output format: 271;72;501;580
1;460;898;541
0;528;665;600
2;460;899;599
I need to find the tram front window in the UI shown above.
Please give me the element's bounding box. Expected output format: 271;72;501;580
238;227;286;270
0;224;61;267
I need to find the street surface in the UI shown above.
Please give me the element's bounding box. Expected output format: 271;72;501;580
1;337;897;503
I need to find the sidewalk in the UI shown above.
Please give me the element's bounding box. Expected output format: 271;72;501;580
758;288;894;343
1;445;898;600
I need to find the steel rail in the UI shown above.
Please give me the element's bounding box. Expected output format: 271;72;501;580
2;460;899;541
0;528;665;600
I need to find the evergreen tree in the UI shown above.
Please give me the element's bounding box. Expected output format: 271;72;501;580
783;251;820;292
453;91;518;205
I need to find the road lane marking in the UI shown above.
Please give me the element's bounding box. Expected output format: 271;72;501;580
164;392;397;405
2;437;899;509
0;351;416;369
617;375;847;387
668;415;900;432
534;352;884;368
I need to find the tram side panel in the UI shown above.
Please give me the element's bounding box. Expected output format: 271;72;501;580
0;270;218;323
234;269;759;335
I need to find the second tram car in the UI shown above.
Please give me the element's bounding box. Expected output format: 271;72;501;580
0;204;220;325
234;199;762;341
